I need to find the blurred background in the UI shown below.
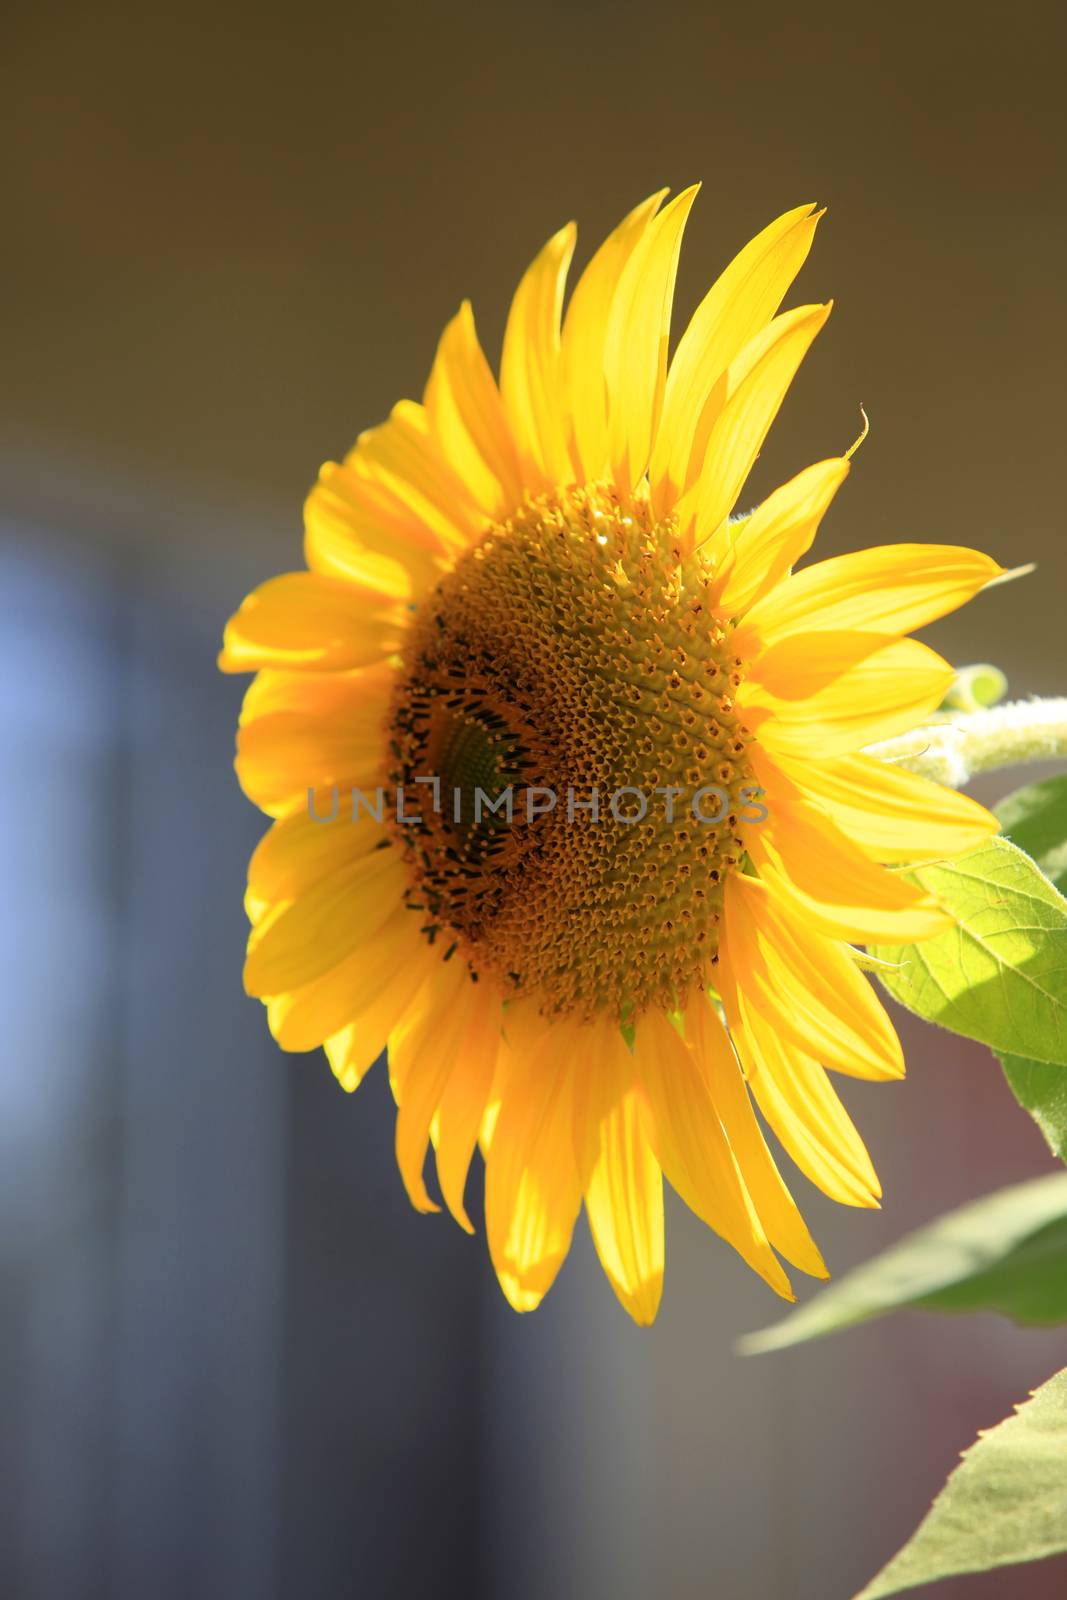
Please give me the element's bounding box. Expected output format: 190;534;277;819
2;1;1065;1596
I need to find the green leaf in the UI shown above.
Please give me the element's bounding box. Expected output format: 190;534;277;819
1001;1052;1067;1164
870;837;1067;1067
740;1171;1067;1355
853;1367;1067;1599
995;773;1067;894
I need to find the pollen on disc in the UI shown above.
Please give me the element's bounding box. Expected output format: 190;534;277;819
387;484;754;1023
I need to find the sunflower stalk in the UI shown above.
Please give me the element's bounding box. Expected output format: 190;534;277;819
868;698;1067;787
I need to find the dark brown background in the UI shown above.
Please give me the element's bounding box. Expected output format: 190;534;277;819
2;3;1065;1598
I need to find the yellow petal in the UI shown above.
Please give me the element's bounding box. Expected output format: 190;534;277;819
246;806;384;916
484;1034;583;1312
710;457;850;616
757;748;1000;864
634;1008;793;1298
684;302;831;547
584;1090;664;1325
745;627;904;703
219;572;405;674
244;841;408;996
720;870;904;1079
500;222;577;487
424;301;523;519
304;460;447;598
323;944;441;1092
235;664;393;818
390;958;491;1213
324;1015;386;1094
562;1011;632;1178
324;1023;380;1094
561;190;667;481
742;637;955;758
432;994;502;1232
725;984;882;1207
735;543;1005;653
266;902;431;1052
651;203;822;515
563;1017;664;1318
685;994;827;1277
604;185;699;493
302;536;413;604
353;401;486;548
746;794;953;943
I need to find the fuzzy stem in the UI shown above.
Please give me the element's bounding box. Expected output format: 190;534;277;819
867;698;1067;786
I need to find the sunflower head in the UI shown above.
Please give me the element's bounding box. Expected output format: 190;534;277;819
221;188;1002;1323
388;480;754;1021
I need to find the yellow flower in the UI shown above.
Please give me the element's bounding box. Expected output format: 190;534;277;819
221;189;1002;1324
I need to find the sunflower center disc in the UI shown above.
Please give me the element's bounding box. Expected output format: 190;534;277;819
388;485;754;1022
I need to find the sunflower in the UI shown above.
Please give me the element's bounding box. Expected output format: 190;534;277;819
221;188;1003;1324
